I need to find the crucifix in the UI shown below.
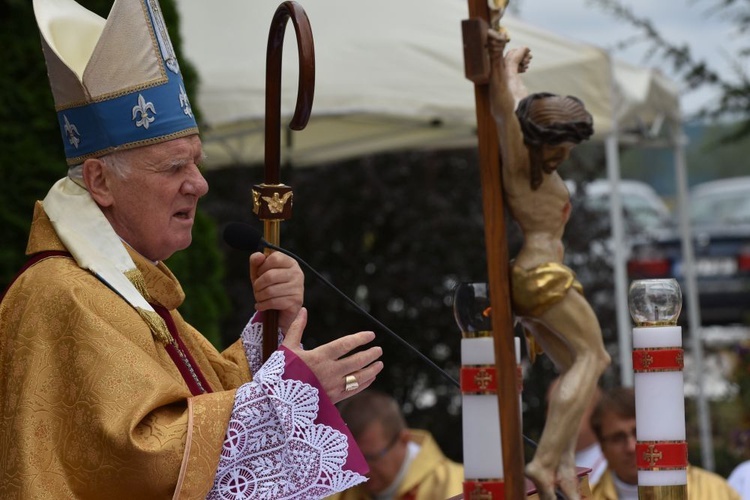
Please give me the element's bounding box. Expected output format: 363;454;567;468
462;1;610;498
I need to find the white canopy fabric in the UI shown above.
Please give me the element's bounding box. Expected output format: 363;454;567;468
175;0;679;169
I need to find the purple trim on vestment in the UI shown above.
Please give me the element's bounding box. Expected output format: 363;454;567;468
279;345;369;476
152;302;213;395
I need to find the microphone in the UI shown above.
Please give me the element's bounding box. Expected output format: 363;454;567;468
222;222;542;453
223;221;266;253
223;221;458;388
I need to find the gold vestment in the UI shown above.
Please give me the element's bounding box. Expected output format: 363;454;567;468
591;466;741;500
326;429;464;500
0;203;252;499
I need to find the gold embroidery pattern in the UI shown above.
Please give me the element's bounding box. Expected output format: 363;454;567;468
125;268;152;302
1;210;246;496
136;307;174;344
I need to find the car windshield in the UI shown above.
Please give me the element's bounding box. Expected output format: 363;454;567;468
690;190;750;225
624;196;670;230
587;193;669;231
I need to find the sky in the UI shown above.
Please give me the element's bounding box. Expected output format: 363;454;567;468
512;0;743;117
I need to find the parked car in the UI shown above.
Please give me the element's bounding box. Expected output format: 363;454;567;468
566;178;672;262
561;179;671;313
627;176;750;325
581;179;672;237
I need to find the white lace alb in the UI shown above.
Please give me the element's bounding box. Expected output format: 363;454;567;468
207;320;366;499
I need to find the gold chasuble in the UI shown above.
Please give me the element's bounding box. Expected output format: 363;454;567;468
0;203;251;499
591;466;741;500
328;430;464;500
8;0;368;497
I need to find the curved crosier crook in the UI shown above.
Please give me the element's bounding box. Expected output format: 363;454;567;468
265;1;315;184
254;1;315;362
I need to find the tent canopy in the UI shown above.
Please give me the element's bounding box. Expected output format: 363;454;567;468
175;0;679;169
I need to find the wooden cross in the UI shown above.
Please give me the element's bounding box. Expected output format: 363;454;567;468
461;1;526;497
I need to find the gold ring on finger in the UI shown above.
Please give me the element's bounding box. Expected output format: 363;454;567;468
344;374;359;392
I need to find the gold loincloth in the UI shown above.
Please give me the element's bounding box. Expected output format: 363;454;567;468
511;262;583;318
511;262;584;363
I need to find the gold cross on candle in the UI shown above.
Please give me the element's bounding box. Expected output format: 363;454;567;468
643;444;663;467
474;368;494;391
469;484;493;500
641;353;654;369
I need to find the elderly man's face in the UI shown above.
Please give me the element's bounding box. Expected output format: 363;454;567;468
96;135;208;261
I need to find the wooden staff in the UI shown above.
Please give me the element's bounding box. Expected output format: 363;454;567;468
461;1;526;497
254;1;315;362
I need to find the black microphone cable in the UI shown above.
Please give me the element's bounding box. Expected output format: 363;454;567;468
223;222;543;452
264;239;461;390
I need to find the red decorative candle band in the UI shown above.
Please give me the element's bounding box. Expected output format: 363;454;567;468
461;365;497;394
636;441;688;470
463;480;505;499
632;347;684;373
516;365;523;394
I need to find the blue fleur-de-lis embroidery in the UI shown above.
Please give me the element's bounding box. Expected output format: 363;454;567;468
179;85;193;118
132;94;156;129
63;115;81;149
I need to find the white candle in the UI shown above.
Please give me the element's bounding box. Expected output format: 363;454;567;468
454;282;521;498
629;278;688;494
633;326;687;487
461;336;504;480
461;336;521;480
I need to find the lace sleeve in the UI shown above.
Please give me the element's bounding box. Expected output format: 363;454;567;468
207;348;368;499
240;313;285;375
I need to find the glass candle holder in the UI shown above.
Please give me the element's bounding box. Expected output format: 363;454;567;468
453;282;492;337
628;278;682;326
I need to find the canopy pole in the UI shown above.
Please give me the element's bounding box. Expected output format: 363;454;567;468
672;124;714;471
606;133;633;387
603;53;633;388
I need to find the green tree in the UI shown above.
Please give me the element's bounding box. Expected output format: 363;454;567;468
0;0;226;347
0;0;63;287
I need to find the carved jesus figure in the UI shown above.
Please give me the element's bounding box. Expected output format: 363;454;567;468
486;28;612;500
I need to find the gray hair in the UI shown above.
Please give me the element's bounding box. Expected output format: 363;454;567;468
66;149;132;187
67;164;84;184
99;150;132;178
